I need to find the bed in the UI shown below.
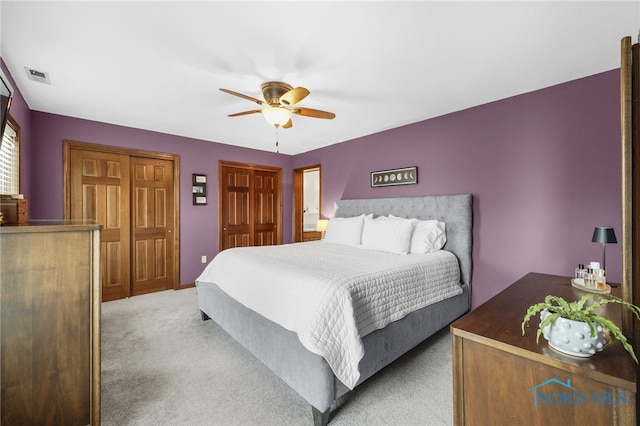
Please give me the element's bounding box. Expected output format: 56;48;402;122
196;194;473;425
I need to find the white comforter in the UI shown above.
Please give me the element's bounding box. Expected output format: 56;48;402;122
196;241;462;389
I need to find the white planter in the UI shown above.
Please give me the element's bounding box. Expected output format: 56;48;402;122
540;310;607;358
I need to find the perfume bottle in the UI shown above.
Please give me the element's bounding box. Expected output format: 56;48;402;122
594;268;607;290
574;264;586;284
585;268;594;288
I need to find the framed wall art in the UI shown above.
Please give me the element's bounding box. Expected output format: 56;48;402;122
192;173;207;205
371;166;418;187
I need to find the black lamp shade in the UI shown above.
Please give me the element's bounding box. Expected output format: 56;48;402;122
592;227;617;244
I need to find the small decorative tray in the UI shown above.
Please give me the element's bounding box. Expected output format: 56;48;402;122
571;278;611;294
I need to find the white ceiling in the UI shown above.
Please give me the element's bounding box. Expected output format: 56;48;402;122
1;1;638;155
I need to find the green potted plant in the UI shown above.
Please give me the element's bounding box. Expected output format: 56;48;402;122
521;293;640;362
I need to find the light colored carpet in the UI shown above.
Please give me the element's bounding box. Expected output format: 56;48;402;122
101;288;454;426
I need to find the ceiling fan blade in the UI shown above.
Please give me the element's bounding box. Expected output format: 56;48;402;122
291;107;336;119
283;118;293;129
228;109;262;117
279;86;310;106
220;88;265;105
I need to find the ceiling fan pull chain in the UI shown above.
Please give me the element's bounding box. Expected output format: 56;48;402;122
275;126;280;154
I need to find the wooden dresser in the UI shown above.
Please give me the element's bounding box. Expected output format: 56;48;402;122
0;221;102;425
451;272;636;425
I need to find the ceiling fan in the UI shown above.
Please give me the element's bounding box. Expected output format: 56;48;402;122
220;81;336;129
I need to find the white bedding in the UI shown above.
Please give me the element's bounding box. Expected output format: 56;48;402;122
196;241;462;389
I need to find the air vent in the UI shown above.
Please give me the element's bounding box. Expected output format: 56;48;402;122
24;67;51;84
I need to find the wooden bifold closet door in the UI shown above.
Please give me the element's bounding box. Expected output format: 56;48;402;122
131;156;176;296
219;161;282;251
65;141;179;302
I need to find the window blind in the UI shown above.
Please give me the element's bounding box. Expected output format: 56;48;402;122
0;123;19;194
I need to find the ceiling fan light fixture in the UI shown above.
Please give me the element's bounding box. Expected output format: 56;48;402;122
262;107;291;127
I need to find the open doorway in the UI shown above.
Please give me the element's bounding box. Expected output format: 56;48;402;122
293;165;322;242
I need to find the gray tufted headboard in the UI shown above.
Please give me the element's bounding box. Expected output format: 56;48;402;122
334;194;473;288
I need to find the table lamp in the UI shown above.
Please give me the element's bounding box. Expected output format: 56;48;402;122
591;227;617;271
316;219;329;239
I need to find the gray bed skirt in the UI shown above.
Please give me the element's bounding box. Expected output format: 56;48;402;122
197;280;470;415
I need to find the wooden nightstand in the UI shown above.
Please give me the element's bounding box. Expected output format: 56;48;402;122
451;272;636;425
303;231;322;241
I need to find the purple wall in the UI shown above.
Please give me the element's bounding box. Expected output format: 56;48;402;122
294;70;622;307
5;55;623;308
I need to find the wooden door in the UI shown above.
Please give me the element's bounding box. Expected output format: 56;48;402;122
65;141;180;301
219;161;281;251
220;164;251;249
69;148;131;301
131;156;175;296
293;165;322;242
621;37;640;350
253;169;278;245
621;39;640;398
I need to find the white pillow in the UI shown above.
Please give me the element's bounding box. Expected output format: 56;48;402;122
361;216;413;254
410;219;447;253
323;215;365;246
387;214;447;253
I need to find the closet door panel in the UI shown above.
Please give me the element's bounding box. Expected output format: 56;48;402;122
69;148;131;301
254;169;278;246
220;164;252;250
131;157;175;296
